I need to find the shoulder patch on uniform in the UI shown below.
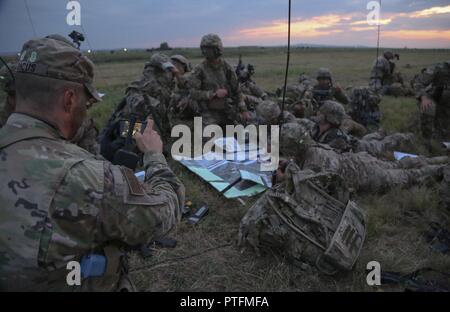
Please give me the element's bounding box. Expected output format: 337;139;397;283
121;167;145;196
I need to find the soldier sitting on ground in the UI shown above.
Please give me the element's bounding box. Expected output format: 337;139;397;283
369;50;411;96
0;36;184;291
236;60;267;111
188;34;250;129
347;86;382;132
411;61;450;143
279;122;446;194
100;53;182;161
276;73;314;119
0;34;101;155
311;100;418;158
310;68;349;109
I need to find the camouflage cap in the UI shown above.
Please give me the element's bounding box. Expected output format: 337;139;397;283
16;36;101;102
200;34;223;49
170;54;191;72
149;53;174;71
319;100;345;126
256;100;281;124
280;122;313;156
316;68;332;80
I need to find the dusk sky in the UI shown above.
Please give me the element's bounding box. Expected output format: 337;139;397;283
1;0;449;53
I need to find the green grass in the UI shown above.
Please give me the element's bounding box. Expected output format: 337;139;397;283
6;47;450;291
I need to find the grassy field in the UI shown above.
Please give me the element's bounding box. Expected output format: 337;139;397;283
91;48;450;292
2;47;450;291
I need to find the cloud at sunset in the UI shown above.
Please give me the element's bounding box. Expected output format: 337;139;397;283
1;0;449;53
227;4;450;48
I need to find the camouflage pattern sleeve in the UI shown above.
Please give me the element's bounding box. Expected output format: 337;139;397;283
53;152;184;250
224;62;246;112
188;65;215;102
412;65;436;99
334;87;349;105
100;152;184;246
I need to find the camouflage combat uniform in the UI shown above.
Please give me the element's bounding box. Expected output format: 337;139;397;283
281;122;445;194
188;34;246;127
348;87;382;131
278;74;315;119
122;53;176;138
237;64;267;111
0;37;185;291
0;39;100;156
369;52;395;94
411;61;450;141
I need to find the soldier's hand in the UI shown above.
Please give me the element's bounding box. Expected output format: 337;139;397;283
215;89;228;98
420;96;433;112
133;119;163;154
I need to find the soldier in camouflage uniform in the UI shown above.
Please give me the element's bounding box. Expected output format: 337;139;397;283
307;69;368;137
347;86;382;132
168;54;196;126
188;34;250;128
310;100;353;152
0;37;185;291
310;68;349;108
280;122;445;194
312;101;416;158
236;62;267;111
100;53;181;160
277;73;314;118
411;61;450;141
369;51;409;96
122;53;179;137
0;35;101;155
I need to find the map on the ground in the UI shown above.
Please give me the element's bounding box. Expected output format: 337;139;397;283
176;137;273;199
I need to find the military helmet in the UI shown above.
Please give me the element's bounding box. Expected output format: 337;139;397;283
319;100;345;126
200;33;223;49
383;51;394;60
200;34;224;58
256;100;281;124
280;122;313;156
316;68;332;81
149;53;174;71
170;54;191;72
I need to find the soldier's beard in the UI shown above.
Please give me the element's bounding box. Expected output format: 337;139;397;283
68;100;87;140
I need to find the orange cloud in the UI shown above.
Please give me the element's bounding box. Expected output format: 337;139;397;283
350;18;393;26
237;14;349;39
383;30;450;41
411;5;450;18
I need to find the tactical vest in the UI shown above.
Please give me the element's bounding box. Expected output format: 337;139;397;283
239;163;366;274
